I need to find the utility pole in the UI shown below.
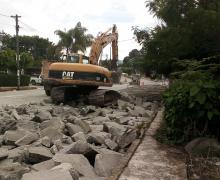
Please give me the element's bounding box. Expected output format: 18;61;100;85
11;14;21;90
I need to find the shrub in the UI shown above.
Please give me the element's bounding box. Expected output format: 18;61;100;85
0;74;30;87
163;77;220;144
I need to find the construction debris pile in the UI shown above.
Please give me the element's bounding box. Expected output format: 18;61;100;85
0;88;162;180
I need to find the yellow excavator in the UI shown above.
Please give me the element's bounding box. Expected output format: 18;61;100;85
42;24;120;106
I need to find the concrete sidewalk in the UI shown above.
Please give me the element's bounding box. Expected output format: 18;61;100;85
119;110;187;180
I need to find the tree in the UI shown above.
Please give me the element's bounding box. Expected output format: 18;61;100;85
20;52;34;71
0;49;16;72
55;22;93;54
135;0;220;76
121;49;144;75
2;34;58;62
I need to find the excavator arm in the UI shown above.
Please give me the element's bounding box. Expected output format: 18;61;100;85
89;24;118;70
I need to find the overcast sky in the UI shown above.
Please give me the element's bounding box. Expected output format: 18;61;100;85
0;0;157;59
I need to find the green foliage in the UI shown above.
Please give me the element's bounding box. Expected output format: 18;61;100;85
134;0;220;76
163;77;220;144
121;49;144;74
0;49;16;71
0;74;30;87
55;22;93;54
20;52;34;70
2;34;58;61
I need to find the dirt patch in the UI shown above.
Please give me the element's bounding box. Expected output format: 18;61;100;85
187;157;220;179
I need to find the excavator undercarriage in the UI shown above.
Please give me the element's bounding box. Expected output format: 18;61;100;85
50;85;121;106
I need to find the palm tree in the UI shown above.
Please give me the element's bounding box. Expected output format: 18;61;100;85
55;22;93;55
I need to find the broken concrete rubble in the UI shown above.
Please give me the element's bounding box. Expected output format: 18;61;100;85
0;85;161;179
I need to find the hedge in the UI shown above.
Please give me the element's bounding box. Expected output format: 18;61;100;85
0;74;30;87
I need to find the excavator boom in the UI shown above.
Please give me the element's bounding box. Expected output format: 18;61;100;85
89;24;118;70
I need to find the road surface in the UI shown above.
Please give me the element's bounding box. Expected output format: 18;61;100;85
0;87;48;106
0;84;129;107
0;78;166;107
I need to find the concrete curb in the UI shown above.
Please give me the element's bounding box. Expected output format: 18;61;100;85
108;109;159;180
0;86;37;92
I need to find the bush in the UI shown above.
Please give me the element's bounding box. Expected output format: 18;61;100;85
0;74;30;87
163;77;220;144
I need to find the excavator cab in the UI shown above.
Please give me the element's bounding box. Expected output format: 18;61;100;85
61;54;89;64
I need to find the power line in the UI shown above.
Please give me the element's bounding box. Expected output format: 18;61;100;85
118;38;134;42
19;20;39;32
0;13;10;18
0;22;15;27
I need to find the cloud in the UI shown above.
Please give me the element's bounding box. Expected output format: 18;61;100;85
0;0;157;59
84;5;135;24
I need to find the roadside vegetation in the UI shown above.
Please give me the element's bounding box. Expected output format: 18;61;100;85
123;0;220;178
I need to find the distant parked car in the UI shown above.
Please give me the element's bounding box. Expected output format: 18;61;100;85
30;74;42;85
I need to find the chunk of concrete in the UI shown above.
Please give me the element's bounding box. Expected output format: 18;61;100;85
0;162;30;180
22;169;73;180
32;159;56;171
0;148;8;160
94;153;122;177
8;147;25;162
17;120;39;132
26;146;53;164
130;106;149;117
93;116;110;125
103;122;126;138
117;130;137;148
3;130;27;145
104;139;118;151
40;136;51;148
72;132;87;142
90;125;103;132
32;110;52;123
66;123;83;136
53;154;97;177
59;140;91;155
75;119;91;133
87;132;111;145
15;132;39;146
185;137;220;157
11;109;21;120
51;163;79;180
117;99;133;110
40;127;63;143
40;118;65;130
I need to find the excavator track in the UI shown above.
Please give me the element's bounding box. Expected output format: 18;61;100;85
50;86;121;106
88;89;121;106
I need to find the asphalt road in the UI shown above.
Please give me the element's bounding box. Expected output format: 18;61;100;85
0;84;129;107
